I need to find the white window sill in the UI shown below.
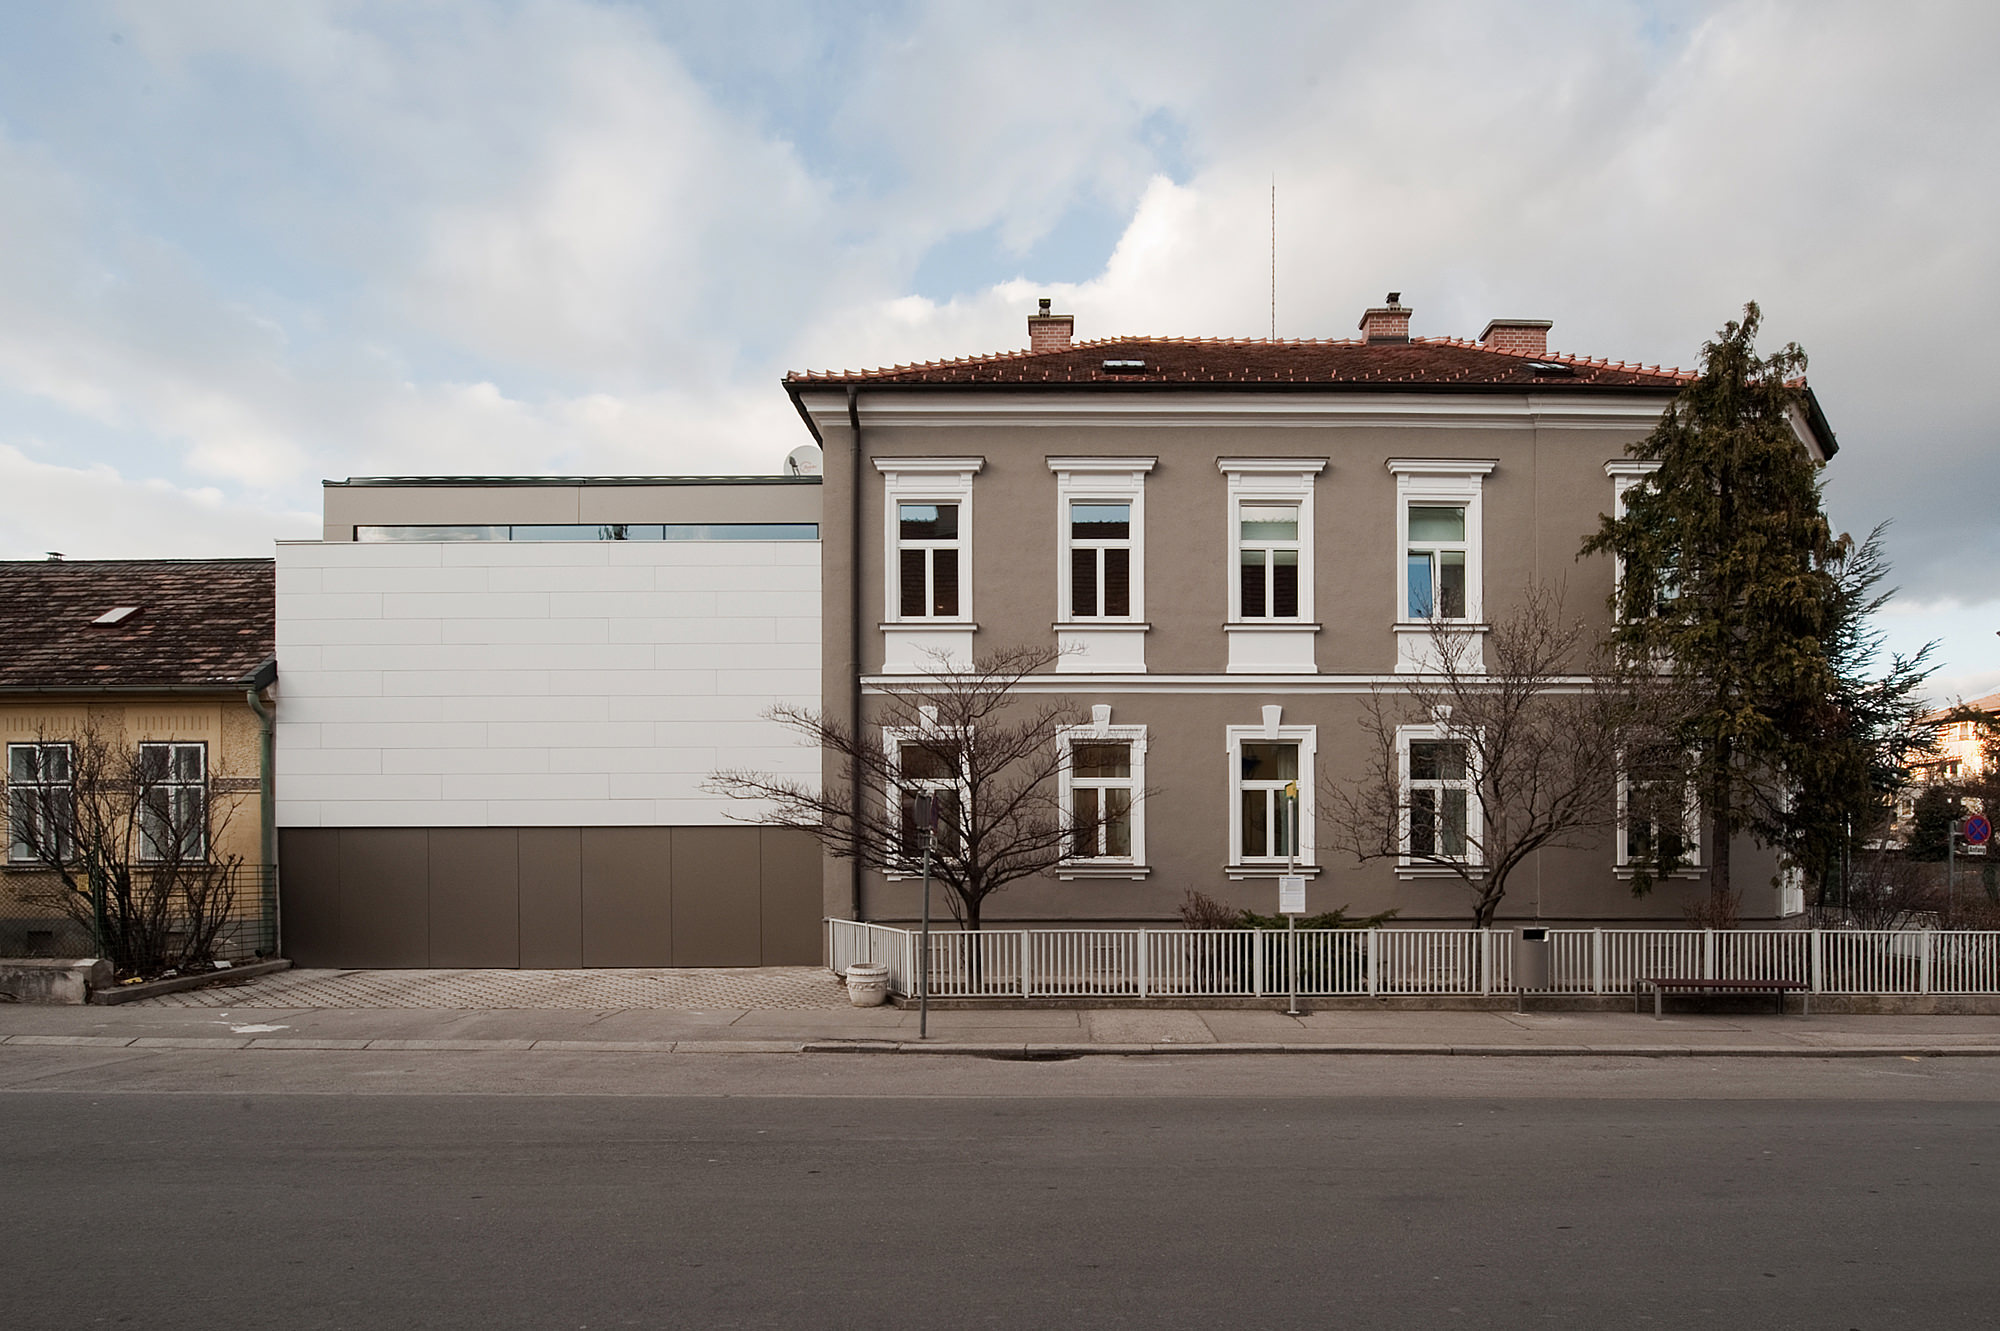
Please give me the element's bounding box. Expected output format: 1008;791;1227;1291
1056;863;1152;881
1395;864;1486;879
878;620;980;631
1225;621;1322;632
1226;863;1322;881
1051;620;1151;631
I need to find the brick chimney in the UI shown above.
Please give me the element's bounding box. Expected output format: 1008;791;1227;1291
1028;297;1074;352
1479;318;1553;357
1357;293;1411;343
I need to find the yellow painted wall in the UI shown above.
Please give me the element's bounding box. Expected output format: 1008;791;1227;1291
0;696;267;868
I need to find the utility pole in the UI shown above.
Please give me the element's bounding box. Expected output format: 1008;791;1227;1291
916;793;937;1039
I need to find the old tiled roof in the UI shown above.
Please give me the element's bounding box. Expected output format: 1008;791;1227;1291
0;560;275;691
785;335;1696;390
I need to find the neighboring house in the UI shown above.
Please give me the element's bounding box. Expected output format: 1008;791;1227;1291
785;296;1839;928
1913;692;1999;785
274;475;824;967
0;558;278;957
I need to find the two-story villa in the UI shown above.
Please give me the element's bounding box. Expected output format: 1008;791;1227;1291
786;296;1836;929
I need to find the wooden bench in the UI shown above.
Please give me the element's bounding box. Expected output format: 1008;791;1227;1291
1636;977;1811;1018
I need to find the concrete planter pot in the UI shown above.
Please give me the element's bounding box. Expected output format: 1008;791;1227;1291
845;963;890;1008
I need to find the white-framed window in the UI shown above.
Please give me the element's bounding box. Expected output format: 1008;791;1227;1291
6;741;74;863
875;458;982;624
883;728;966;872
1058;716;1147;877
1224;721;1317;875
1219;460;1324;624
1240;502;1302;618
138;741;207;863
1398;724;1480;867
1390;460;1492;625
1050;458;1153;623
1616;749;1701;872
1605;460;1674;620
897;501;961;618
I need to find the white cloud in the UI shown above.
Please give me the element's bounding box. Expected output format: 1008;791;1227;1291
0;443;317;560
0;0;1993;684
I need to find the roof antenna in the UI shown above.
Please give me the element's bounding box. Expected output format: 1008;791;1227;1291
1269;177;1276;341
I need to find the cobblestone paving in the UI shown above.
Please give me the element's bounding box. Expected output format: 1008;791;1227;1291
131;967;850;1011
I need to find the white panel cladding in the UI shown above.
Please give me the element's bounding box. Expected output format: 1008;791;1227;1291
275;540;820;828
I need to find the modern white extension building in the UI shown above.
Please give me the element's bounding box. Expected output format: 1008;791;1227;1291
274;475;824;967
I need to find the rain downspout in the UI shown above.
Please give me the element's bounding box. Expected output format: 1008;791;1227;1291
243;658;280;955
847;386;866;922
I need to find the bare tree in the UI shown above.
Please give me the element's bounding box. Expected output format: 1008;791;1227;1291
8;721;243;977
1322;584;1679;928
710;644;1131;931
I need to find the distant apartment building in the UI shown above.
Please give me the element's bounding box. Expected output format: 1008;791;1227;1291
1914;692;1999;785
274;476;823;967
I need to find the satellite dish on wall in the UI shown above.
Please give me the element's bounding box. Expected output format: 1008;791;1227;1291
784;444;824;477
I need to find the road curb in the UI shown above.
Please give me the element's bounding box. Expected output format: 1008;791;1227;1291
7;1033;2000;1058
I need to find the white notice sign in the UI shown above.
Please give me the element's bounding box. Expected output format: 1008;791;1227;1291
1278;876;1307;915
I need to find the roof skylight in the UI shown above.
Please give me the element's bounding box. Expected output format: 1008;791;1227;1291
92;606;141;625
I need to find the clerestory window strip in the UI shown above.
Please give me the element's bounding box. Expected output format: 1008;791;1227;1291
354;523;818;542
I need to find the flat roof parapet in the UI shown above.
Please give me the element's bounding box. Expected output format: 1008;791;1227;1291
328;475;821;487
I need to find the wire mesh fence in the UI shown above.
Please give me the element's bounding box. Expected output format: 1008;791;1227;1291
0;864;277;966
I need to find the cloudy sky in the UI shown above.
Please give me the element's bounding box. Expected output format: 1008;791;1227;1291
1;1;1994;699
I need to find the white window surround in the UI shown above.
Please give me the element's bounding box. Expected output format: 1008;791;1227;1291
1605;459;1667;622
1615;762;1703;877
6;740;74;864
1223;721;1318;879
875;457;983;674
1050;457;1155;674
1219;458;1326;675
1389;459;1494;674
880;725;970;880
1056;714;1149;880
137;740;208;863
1396;722;1484;877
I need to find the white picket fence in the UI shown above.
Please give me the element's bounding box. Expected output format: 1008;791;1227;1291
825;919;2000;1000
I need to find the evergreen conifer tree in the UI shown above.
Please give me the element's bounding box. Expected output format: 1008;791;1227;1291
1582;304;1839;909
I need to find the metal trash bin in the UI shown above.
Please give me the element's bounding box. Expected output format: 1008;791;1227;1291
1514;927;1551;991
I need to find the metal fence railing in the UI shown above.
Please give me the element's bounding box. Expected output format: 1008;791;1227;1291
827;920;2000;1000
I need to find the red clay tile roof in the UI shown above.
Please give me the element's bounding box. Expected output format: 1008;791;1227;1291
786;335;1696;390
0;560;275;691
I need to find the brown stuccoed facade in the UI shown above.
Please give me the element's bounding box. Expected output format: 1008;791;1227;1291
786;296;1839;931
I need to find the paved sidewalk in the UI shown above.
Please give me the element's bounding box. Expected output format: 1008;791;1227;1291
125;966;850;1011
6;966;2000;1057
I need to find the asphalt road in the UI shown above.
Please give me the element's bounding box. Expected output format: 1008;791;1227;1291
4;1053;1998;1329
